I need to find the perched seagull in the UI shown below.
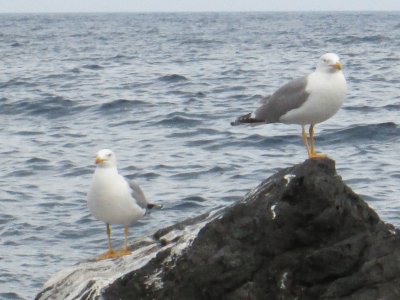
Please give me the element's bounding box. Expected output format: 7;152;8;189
231;53;347;159
87;149;160;260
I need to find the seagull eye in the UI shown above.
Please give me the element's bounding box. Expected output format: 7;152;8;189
107;153;112;157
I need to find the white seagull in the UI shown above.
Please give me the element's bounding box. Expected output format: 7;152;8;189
232;53;347;158
87;149;160;260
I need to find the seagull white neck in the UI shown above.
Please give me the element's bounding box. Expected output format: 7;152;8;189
95;166;118;176
311;69;346;90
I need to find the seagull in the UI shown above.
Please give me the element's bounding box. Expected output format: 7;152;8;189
231;53;347;159
87;149;160;260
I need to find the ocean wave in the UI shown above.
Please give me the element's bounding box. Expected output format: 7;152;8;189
15;130;42;136
235;133;299;147
381;103;400;111
0;213;15;225
0;78;37;88
343;105;378;112
11;42;22;47
26;157;50;164
324;122;399;143
97;99;150;113
170;166;229;180
167;127;222;139
111;54;136;61
6;169;35;177
158;74;189;82
154;113;203;127
171;201;206;210
327;34;389;44
0;292;23;300
28;96;85;118
180;38;224;45
185;138;217;148
0;95;86;118
69;67;81;73
62;167;92;177
134;172;161;179
81;64;104;70
182;196;207;202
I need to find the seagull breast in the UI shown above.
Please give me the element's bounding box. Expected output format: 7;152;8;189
280;70;346;125
87;168;145;226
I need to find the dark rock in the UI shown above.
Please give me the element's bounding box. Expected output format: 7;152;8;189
103;158;400;300
36;158;400;300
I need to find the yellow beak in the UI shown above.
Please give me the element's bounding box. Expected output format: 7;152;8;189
332;62;342;70
95;156;104;164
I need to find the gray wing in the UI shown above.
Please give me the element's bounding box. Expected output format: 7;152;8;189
128;180;149;209
128;179;162;210
255;75;310;123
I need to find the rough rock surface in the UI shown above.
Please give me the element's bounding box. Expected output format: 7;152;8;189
37;158;400;300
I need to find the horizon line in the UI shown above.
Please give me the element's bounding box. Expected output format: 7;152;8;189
0;9;400;14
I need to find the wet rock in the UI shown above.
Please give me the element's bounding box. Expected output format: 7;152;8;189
36;158;400;300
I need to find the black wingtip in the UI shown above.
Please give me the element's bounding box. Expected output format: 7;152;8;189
147;203;163;209
231;113;263;126
231;112;250;126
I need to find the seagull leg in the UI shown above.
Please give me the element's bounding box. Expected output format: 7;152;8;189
301;125;311;158
107;223;113;252
309;124;316;155
96;223;117;261
309;124;327;159
116;226;132;257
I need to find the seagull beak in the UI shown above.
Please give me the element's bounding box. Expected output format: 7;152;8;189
332;62;342;70
95;156;104;164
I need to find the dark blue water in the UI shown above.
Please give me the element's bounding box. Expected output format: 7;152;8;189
1;12;399;299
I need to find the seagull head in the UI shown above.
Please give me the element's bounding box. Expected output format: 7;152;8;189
95;149;117;168
316;53;343;73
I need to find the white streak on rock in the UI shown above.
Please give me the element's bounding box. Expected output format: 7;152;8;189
284;174;296;186
37;209;224;299
280;272;288;289
37;241;160;300
271;204;277;219
243;178;272;202
144;269;164;289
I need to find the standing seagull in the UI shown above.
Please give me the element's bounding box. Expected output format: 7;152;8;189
87;149;160;260
231;53;347;158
